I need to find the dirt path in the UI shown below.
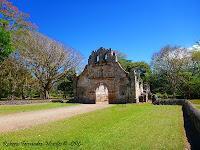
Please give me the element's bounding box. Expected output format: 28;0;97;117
0;104;111;133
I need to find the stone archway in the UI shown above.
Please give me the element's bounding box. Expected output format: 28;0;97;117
95;83;109;103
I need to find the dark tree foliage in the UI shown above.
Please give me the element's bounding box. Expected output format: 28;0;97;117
0;0;35;62
0;20;13;62
118;57;151;83
57;70;76;98
151;44;200;99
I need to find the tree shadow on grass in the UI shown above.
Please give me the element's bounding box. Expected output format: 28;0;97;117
182;108;200;150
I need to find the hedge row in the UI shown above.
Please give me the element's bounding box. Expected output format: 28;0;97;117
153;99;200;135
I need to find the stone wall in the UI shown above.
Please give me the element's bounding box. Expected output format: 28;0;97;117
153;99;186;105
0;99;51;105
182;101;200;135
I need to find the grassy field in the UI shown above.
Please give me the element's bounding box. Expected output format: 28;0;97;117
0;104;185;150
190;99;200;105
196;106;200;109
0;103;76;115
190;99;200;109
195;105;200;109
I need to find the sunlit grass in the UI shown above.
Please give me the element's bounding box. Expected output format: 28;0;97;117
0;104;185;149
190;99;200;105
0;103;76;115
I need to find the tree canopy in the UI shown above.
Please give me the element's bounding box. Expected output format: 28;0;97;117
15;31;82;99
117;51;151;83
0;0;35;62
0;21;13;62
150;44;200;99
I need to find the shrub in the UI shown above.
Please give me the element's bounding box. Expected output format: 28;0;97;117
50;99;64;103
156;93;168;99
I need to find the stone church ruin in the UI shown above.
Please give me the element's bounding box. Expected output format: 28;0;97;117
74;47;149;104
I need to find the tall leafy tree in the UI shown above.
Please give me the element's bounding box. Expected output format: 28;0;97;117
0;20;13;62
0;0;35;30
0;0;35;62
151;45;190;98
16;31;82;99
191;44;200;74
117;51;151;82
0;55;33;99
57;70;76;98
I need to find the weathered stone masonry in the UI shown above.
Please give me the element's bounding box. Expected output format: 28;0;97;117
74;47;147;104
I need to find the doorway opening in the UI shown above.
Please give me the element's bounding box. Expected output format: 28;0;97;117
95;83;109;104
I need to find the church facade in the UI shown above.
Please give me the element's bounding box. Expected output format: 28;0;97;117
74;47;148;104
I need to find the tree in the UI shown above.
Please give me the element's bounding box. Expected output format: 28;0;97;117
0;0;35;30
151;45;190;97
117;52;151;82
149;72;171;95
128;61;151;82
118;58;133;72
0;55;32;100
188;42;200;98
114;50;132;72
0;0;35;62
16;31;82;99
57;70;76;98
0;20;13;62
191;44;200;74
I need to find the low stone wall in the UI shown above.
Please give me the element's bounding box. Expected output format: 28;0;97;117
153;99;186;105
80;99;95;104
0;99;51;105
109;99;127;104
182;101;200;135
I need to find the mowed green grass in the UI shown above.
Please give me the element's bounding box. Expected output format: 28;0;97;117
196;106;200;109
195;105;200;109
0;103;76;115
190;99;200;109
190;99;200;105
0;104;185;150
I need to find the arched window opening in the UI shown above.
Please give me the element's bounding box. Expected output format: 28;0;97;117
104;54;108;60
96;55;99;63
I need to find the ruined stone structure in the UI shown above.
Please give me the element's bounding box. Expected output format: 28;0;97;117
74;47;148;104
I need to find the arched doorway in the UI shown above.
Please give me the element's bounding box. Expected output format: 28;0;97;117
95;83;109;103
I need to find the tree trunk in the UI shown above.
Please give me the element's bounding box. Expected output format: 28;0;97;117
21;92;25;100
10;85;15;101
45;90;49;99
41;89;50;99
172;84;176;99
21;86;25;100
188;86;191;100
172;91;176;99
171;79;177;99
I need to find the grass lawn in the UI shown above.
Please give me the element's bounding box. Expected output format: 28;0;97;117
190;99;200;109
0;103;76;115
0;104;185;150
190;99;200;105
195;105;200;109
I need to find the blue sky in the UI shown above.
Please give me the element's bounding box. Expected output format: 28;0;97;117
11;0;200;63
